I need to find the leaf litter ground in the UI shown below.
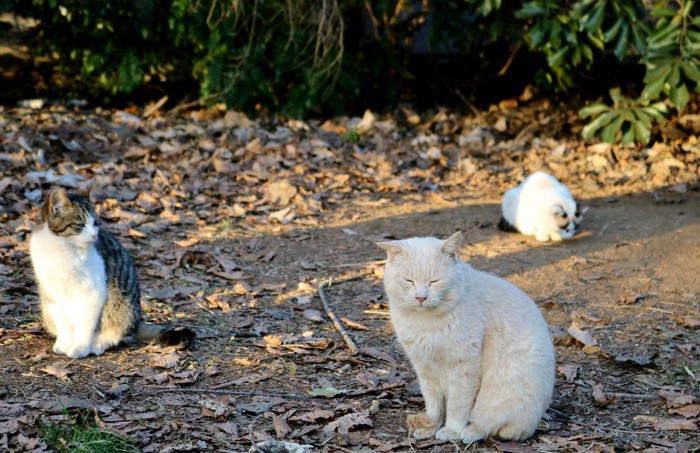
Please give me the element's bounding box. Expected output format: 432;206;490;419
0;98;699;452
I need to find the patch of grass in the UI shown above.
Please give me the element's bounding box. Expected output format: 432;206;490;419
40;412;139;453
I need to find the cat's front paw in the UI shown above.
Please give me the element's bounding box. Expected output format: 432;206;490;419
436;426;461;441
460;425;486;444
535;232;551;242
90;342;108;356
66;344;91;359
52;339;70;356
407;413;438;440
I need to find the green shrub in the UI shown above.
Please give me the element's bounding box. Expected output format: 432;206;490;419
11;0;700;140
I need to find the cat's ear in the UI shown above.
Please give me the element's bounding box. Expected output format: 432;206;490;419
441;231;463;261
48;189;71;214
377;241;405;262
74;179;95;198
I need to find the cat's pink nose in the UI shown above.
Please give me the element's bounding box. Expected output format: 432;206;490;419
416;297;426;304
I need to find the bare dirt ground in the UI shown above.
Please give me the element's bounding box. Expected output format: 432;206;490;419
0;100;699;452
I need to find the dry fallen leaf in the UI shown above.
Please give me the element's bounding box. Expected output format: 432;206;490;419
556;364;579;382
40;364;71;381
150;350;181;369
303;309;324;323
668;404;700;418
634;415;699;431
591;383;615;407
567;322;598;347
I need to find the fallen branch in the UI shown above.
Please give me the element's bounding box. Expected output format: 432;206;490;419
318;272;371;355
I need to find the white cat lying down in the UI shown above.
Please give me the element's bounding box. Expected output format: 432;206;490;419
499;171;583;242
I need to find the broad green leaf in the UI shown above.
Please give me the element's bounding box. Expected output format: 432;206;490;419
614;25;630;59
604;18;624;42
633;118;652;144
634;110;653;129
609;87;622;105
621;123;636;145
682;61;700;82
648;22;681;46
669;82;690;108
584;3;606;33
582;110;617;140
643;73;667;100
548;46;569;68
516;3;546;18
645;60;673;82
630;25;647;52
643;102;669;119
651;7;679;18
601;115;624;143
579;102;610;118
681;0;693;17
668;64;682;86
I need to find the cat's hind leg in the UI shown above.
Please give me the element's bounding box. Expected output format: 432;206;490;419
407;413;438;439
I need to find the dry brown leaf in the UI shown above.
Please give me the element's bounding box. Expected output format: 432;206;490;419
272;414;291;438
669;404;700;418
556;364;579;382
303;309;324;323
40;364;71;381
674;316;700;328
591;384;615;407
567;322;598;347
150;350;181;369
635;415;699;431
658;389;698;408
263;334;282;347
290;409;335;423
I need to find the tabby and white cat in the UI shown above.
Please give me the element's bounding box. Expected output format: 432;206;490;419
499;171;583;242
29;181;195;359
378;232;555;443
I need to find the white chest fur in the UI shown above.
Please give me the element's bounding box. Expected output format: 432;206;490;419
30;224;107;306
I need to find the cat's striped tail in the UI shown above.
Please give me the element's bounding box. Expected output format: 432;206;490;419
136;323;196;349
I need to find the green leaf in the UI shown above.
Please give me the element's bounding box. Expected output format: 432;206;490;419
632;117;652;144
308;387;346;397
630;24;647;53
584;3;606;33
516;3;546;19
643;73;667;100
601;115;624;143
668;63;681;87
682;61;700;82
604;18;624;42
621;124;636;145
614;25;630;59
609;87;622;105
579;102;610;118
548;46;569;68
669;82;690;108
582;110;617;140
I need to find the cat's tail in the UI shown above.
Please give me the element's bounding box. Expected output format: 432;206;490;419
497;216;518;233
136;323;196;349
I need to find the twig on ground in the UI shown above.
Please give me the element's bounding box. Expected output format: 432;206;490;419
318;272;371;355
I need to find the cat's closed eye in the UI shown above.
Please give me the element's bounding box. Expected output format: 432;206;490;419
402;277;414;285
429;280;440;285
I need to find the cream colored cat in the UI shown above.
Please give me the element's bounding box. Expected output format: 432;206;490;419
378;232;555;444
